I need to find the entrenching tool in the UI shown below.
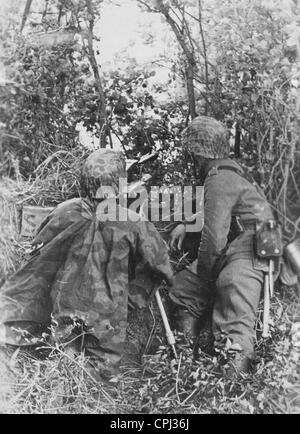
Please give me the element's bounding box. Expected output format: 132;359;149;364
155;287;178;359
125;156;178;358
262;265;271;338
262;256;276;338
255;220;282;338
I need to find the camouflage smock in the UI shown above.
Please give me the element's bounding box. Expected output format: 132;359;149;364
0;198;173;356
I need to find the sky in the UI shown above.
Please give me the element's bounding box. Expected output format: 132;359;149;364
97;1;174;89
97;1;166;67
0;0;175;147
0;0;172;84
79;0;174;148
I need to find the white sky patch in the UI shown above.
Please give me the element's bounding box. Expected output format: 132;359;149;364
96;1;168;69
79;1;175;149
77;122;123;150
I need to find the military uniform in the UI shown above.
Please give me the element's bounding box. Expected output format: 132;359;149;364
0;149;173;376
170;116;275;368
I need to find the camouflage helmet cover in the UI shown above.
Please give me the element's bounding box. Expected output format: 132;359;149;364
182;116;230;159
81;149;126;198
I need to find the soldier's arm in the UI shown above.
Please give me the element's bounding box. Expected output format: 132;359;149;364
198;171;239;282
168;196;203;250
136;221;174;285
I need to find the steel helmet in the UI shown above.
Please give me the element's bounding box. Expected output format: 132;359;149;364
81;149;126;199
182;116;230;159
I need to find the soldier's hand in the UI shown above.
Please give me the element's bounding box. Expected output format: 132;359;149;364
169;224;186;251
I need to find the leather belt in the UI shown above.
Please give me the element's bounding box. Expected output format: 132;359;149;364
242;220;257;231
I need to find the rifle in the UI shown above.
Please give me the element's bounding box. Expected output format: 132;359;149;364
127;153;178;358
154;287;177;358
255;220;282;338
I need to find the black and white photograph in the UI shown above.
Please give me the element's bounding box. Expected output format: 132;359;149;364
0;0;299;417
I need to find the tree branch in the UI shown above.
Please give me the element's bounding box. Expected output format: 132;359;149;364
154;0;197;118
198;0;209;113
137;1;160;14
78;0;107;147
20;0;33;32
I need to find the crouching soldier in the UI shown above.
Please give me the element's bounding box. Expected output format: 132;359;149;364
169;116;281;374
0;149;173;379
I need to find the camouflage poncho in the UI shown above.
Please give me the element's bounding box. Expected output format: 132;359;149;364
0;150;173;374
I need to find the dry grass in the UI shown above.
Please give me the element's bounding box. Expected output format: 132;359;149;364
0;177;34;278
0;147;87;277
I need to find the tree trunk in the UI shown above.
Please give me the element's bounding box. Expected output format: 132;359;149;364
20;0;33;32
198;0;209;114
186;63;197;119
234;122;241;157
85;29;107;147
155;0;197;120
85;0;107;148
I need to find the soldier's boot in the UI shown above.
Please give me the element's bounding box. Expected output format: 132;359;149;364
215;339;253;376
172;307;203;357
225;352;253;376
173;308;200;336
222;345;254;377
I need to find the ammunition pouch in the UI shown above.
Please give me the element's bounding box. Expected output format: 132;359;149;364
229;218;283;274
252;255;271;273
253;220;283;274
254;220;283;259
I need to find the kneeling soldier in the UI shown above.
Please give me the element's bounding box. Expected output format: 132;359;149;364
169;116;281;374
0;149;173;379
